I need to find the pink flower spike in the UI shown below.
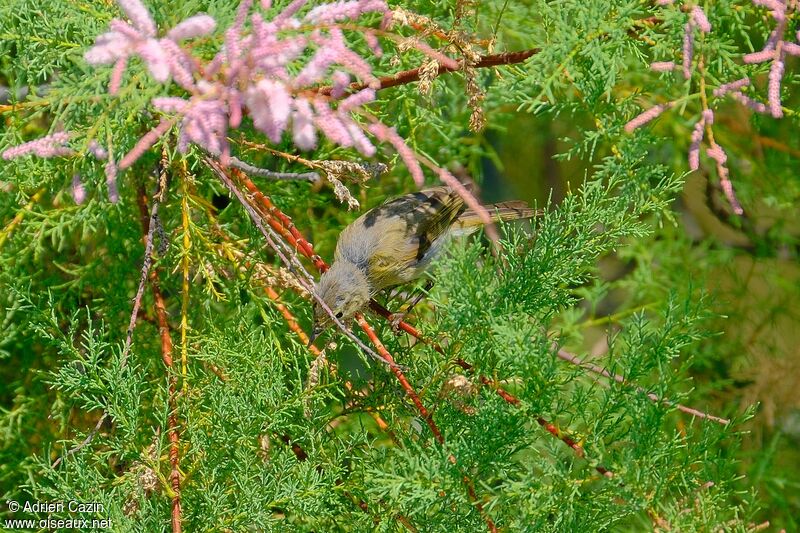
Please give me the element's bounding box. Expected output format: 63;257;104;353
105;160;120;203
338;88;375;113
292;98;317;150
88;140;108;160
2;132;73;160
688;116;706;171
345;121;376;156
365;31;382;57
261;0;272;9
767;52;785;118
167;15;217;41
743;49;775;64
656;0;673;5
246;80;292;143
624;102;673;133
712;77;750;97
729;92;768;114
228;89;243;129
367;122;424;186
273;0;309;26
691;7;711;33
650;61;676;72
331;71;351;98
312;99;353;146
702;109;714;124
783;42;800;56
84;29;131;65
706;143;743;215
119;118;174;170
432;166;494;228
72;174;87;205
411;40;460;71
153;97;189;113
136;38;170;82
109;56;128;95
117;0;156;37
682;21;694;79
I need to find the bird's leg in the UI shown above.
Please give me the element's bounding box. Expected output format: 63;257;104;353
389;279;434;330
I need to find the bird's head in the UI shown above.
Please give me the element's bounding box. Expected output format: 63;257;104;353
309;261;371;345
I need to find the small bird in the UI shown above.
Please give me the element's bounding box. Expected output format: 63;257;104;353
309;186;536;344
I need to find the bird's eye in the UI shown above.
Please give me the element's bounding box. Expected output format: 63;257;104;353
335;312;343;319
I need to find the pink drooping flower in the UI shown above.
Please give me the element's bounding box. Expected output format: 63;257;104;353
682;21;694;79
2;132;74;160
292;98;317;150
246;80;292;143
706;142;743;215
713;77;750;97
72;174;87;205
624;102;673;133
691;7;711;33
688;113;708;171
729;92;768;114
767;48;785;118
368;122;424;186
650;61;676;72
304;0;389;24
85;1;215;92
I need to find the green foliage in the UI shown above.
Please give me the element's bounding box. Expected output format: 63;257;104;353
2;0;798;531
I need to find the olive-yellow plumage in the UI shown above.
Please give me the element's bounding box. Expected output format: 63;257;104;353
310;186;535;342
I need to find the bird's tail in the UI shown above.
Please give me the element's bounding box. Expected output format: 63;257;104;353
454;201;539;230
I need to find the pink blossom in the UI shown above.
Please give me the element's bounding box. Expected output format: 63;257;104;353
365;31;382;57
272;0;310;26
783;42;800;56
682;22;694;79
228;89;243;128
292;98;317;150
368;122;424;186
650;61;676;72
655;0;673;5
688;115;706;171
729;92;768;113
105;160;120;203
691;7;711;33
712;77;750;97
72;174;87;205
344;121;375;156
743;49;775;64
294;47;339;86
312;99;353;146
624;102;673;133
767;51;785;117
137;39;171;82
109;56;128;95
117;0;156;37
338;88;375;113
706;142;743;215
167;15;217;40
410;40;460;71
305;0;388;24
118;118;174;169
246;80;292;143
87;140;108;160
331;70;351;98
2;132;73;159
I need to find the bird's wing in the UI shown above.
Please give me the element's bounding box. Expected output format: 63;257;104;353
359;187;466;287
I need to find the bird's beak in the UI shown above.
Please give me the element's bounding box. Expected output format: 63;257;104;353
307;325;322;347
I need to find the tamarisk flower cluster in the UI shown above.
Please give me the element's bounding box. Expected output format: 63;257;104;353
743;0;800;118
4;0;467;203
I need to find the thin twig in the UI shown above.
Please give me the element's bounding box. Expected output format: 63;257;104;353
227;155;320;182
555;348;730;425
313;49;539;96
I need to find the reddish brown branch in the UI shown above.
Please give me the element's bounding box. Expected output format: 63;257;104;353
137;186;182;533
313;49;539;96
